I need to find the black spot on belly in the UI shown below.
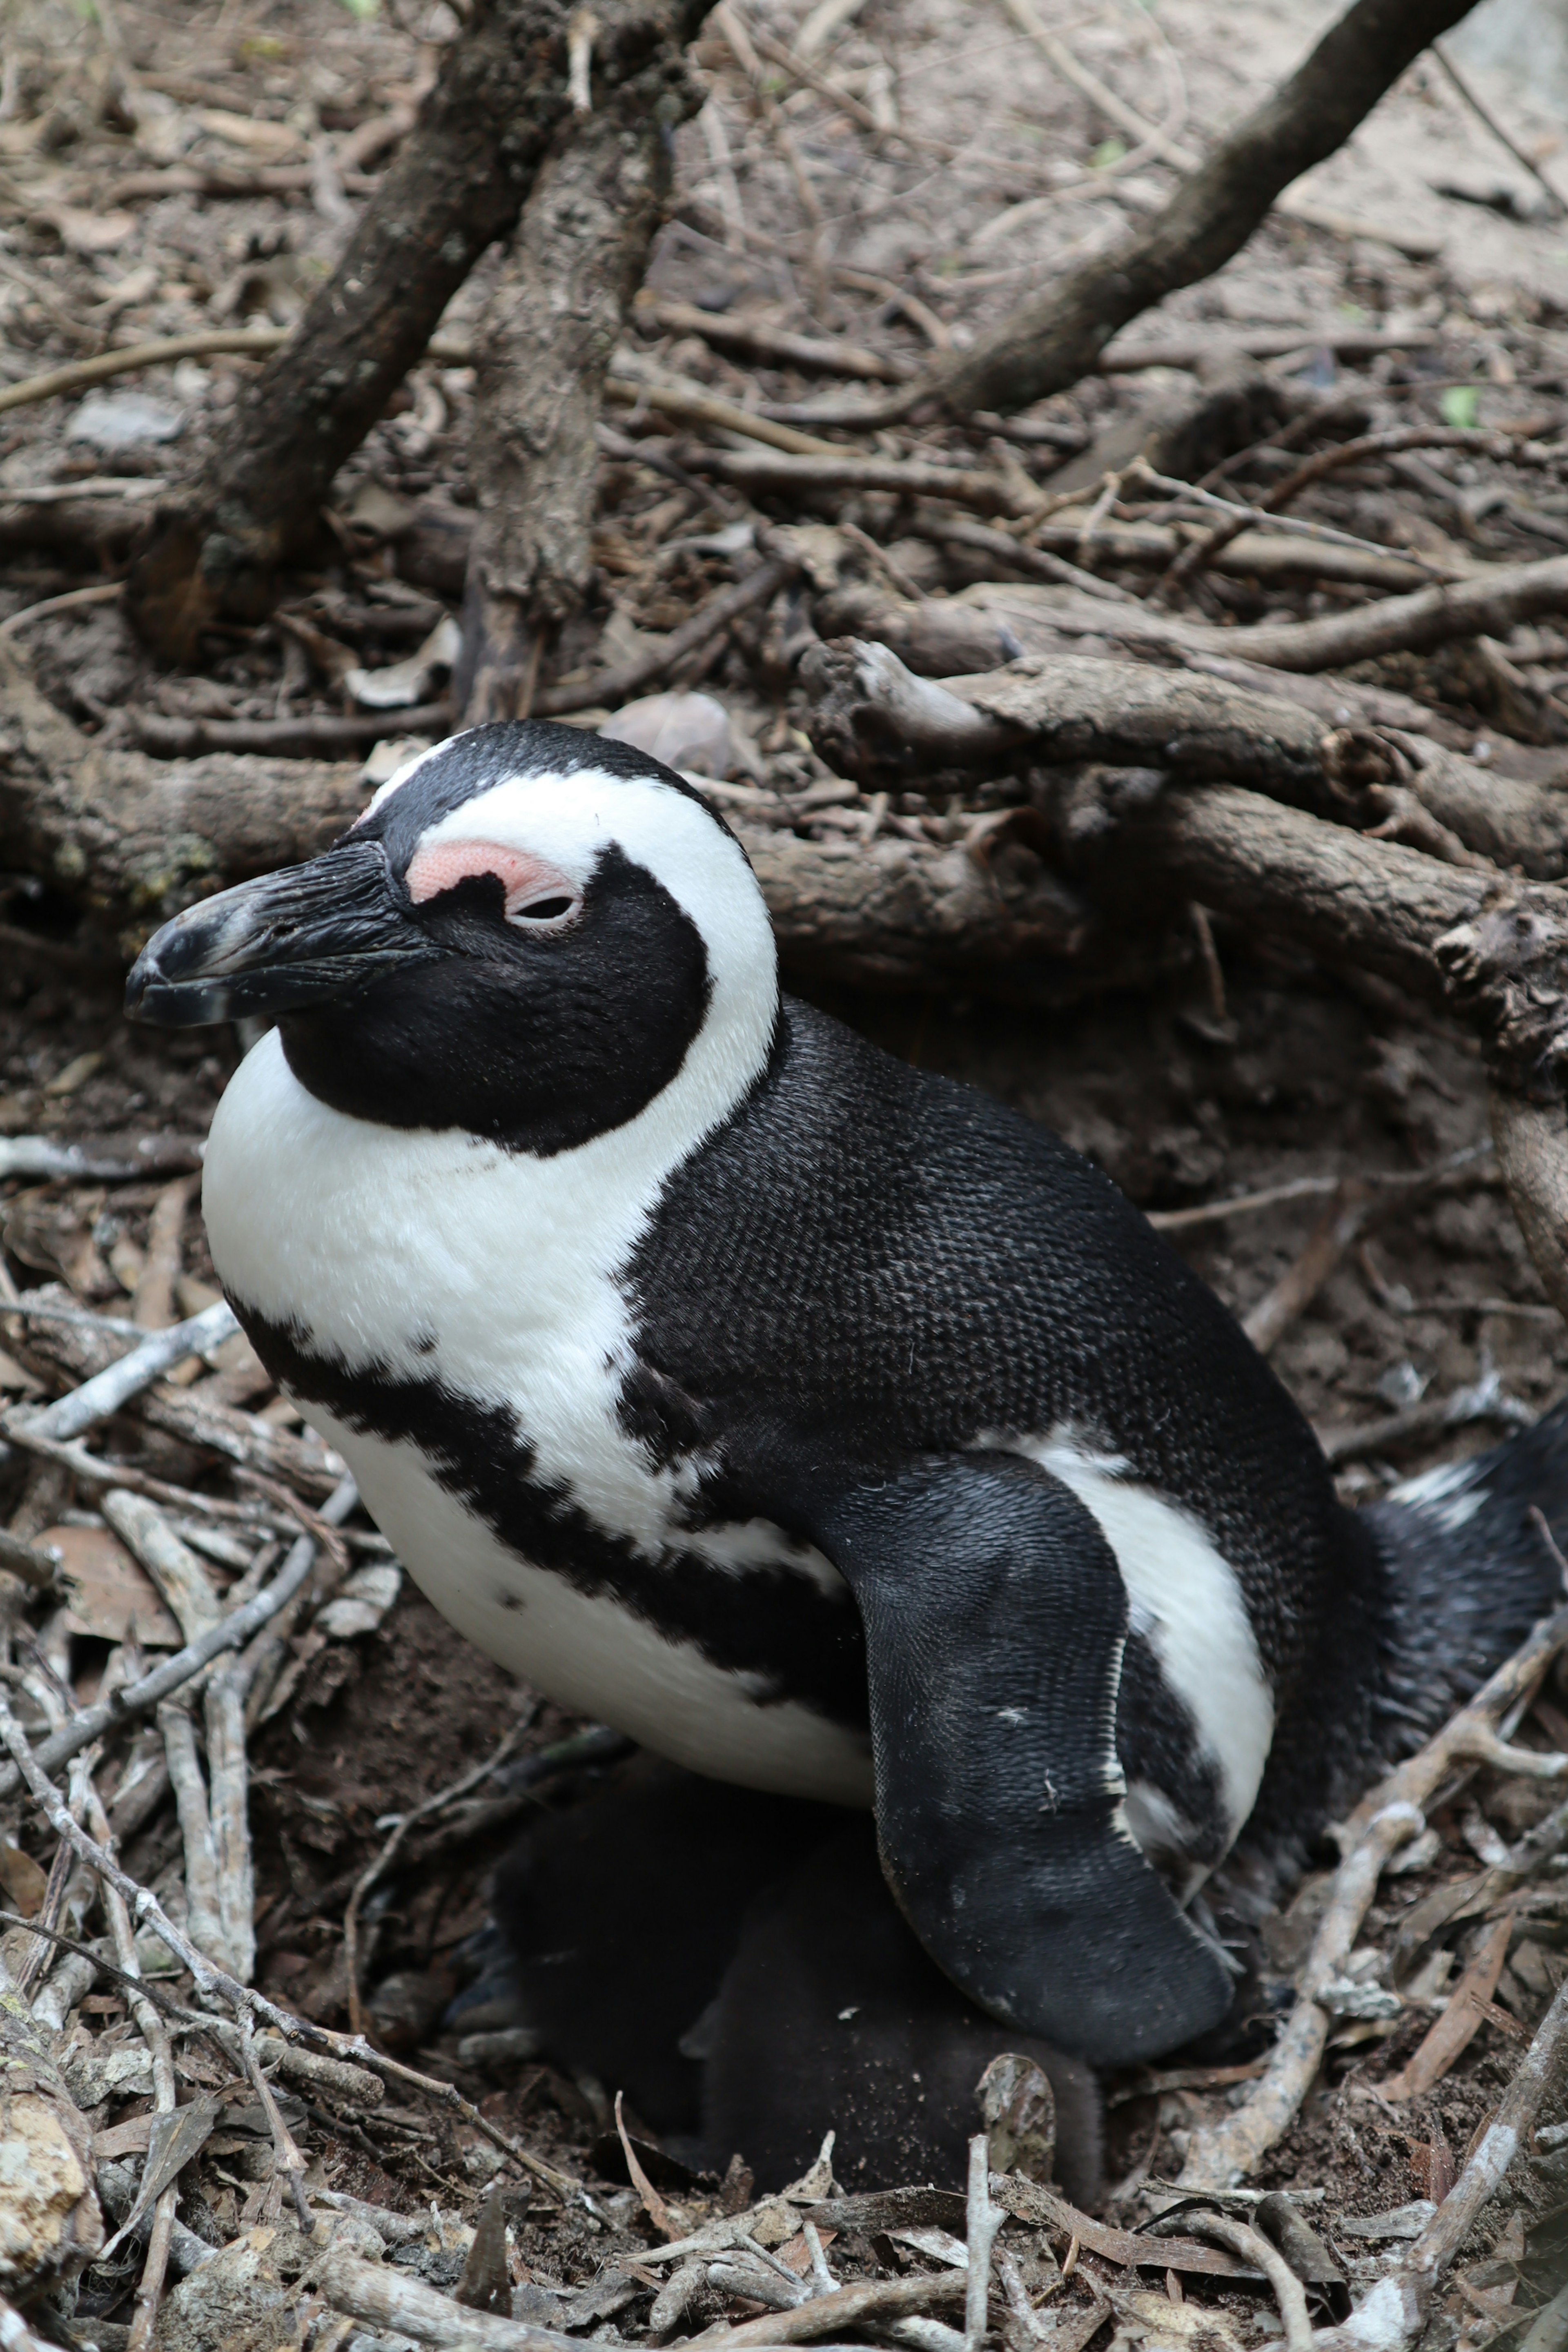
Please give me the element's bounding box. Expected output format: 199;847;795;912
238;1303;869;1731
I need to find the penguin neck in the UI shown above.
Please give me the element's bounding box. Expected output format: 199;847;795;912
203;935;783;1368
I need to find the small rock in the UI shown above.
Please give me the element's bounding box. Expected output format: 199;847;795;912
601;690;732;779
68;392;184;449
316;1562;402;1640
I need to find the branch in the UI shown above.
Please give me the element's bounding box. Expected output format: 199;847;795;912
123;0;712;656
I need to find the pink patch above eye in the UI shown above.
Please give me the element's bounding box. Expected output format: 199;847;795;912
405;840;577;919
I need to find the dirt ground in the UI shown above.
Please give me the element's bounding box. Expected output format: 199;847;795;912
7;0;1568;2341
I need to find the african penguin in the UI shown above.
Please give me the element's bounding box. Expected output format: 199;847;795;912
127;719;1568;2071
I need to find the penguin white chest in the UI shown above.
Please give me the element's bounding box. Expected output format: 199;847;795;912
201;1031;871;1805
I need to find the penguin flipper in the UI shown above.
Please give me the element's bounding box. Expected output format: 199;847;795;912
806;1451;1234;2067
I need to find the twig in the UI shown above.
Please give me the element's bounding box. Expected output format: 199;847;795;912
532;554;795;716
0;584;123;640
964;2136;1003;2352
1378;1915;1512;2100
1431;40;1567;218
0;330;290;419
158;1699;227;1973
606;370;845;457
1241;1181;1375;1354
673;446;1033;517
104;1492;224;1642
237;2016;312;2229
83;1783;180;2350
1161;425;1548;595
130;704;452;758
1321;1366;1534;1467
637;298;911;381
1178;1602;1568;2187
342;1704;537;2036
1178;2213;1312;2352
0;1476;359;1800
566;5;597;112
17;1301;239;1444
205;1663;255;1987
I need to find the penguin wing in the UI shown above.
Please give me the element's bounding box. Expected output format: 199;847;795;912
803;1450;1234;2066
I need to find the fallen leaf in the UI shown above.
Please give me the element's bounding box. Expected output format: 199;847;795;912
0;1838;47;1916
50;1523;183;1648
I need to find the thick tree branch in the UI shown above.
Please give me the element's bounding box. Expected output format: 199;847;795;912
455;67;688;722
123;0;708;659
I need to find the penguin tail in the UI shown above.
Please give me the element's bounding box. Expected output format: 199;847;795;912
1363;1394;1568;1750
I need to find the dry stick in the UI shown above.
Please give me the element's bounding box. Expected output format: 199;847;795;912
1162;425;1549;595
1178;2214;1312;2352
129;703;452;760
0;583;124;640
0;1477;359;1800
342;1706;537;2037
636;297;912;381
157;1700;227;1973
0;330;290;419
678;445;1034;517
204;1664;254;1987
1321;1369;1533;1468
964;2135;1004;2352
616;2087;679;2238
1379;1913;1512;2102
18;1301;239;1445
0;1682;584;2205
603;374;844;456
1315;1976;1568;2352
84;1785;180;2352
1430;40;1567;219
104;1492;225;1642
1242;1182;1375;1354
1192;548;1568;676
532;552;796;716
1177;1601;1568;2189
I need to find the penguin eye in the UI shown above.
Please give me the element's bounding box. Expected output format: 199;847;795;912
506;892;579;929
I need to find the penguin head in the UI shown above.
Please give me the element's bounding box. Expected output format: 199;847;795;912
125;722;779;1156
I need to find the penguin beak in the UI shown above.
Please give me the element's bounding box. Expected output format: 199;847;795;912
125;839;437;1027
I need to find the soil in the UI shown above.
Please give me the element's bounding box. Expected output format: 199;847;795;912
7;0;1568;2335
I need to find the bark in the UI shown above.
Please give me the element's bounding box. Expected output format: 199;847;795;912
0;642;1156;999
0;651;363;947
801;638;1568;879
848;555;1568;679
123;0;708;659
454;67;687;723
898;0;1481;419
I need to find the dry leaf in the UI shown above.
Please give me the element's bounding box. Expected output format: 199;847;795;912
0;1838;48;1916
50;1524;183;1648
